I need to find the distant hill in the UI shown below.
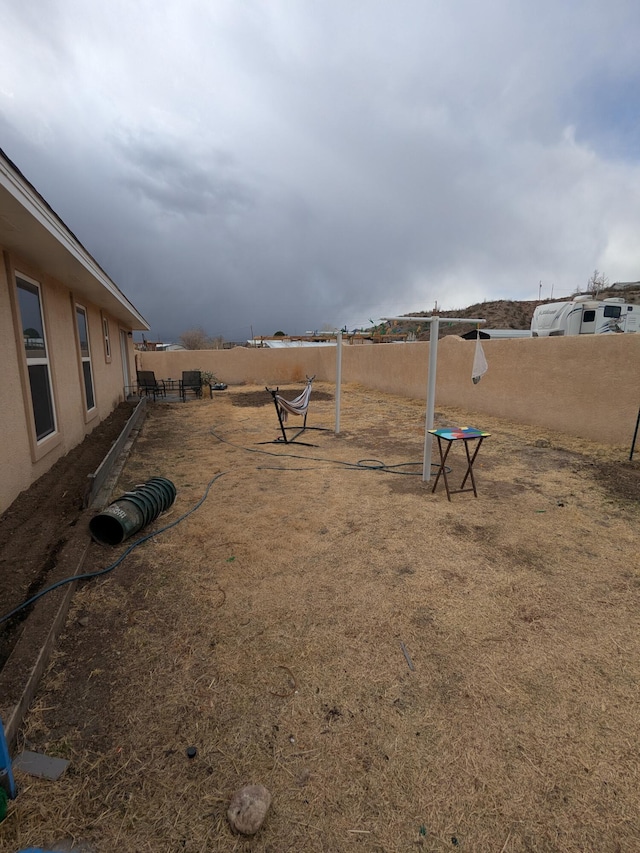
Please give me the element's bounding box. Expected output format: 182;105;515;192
389;283;640;339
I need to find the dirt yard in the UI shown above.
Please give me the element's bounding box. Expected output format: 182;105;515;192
1;383;639;852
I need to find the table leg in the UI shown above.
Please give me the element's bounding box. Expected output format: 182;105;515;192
431;436;453;501
459;437;484;497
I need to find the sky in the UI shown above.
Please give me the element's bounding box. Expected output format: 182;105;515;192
2;0;640;341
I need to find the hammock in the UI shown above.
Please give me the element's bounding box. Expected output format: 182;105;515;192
274;380;313;422
262;376;321;445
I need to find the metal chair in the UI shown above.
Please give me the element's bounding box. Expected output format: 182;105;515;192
180;370;203;402
136;370;166;400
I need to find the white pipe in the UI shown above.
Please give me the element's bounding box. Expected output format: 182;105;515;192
335;331;342;434
423;317;439;481
382;316;486;324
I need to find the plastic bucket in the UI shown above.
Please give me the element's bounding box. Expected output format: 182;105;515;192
89;478;177;546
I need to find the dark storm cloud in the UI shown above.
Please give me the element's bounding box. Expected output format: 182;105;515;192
114;134;252;218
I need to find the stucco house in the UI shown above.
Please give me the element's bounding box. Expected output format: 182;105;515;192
0;148;149;514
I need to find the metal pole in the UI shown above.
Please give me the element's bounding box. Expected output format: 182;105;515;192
630;406;640;461
335;331;342;435
422;317;439;481
381;315;486;483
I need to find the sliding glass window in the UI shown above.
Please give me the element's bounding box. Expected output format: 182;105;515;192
76;305;96;411
16;276;57;441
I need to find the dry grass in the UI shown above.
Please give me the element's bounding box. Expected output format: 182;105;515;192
2;383;640;852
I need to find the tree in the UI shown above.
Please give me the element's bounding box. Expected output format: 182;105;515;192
178;327;215;350
587;269;609;296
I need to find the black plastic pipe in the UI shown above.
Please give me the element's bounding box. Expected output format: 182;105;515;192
89;477;177;546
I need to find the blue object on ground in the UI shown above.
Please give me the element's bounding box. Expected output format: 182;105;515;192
0;718;16;800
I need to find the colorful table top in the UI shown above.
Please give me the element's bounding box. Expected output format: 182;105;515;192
428;426;490;440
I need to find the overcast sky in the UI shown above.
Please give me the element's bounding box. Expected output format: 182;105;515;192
2;0;640;340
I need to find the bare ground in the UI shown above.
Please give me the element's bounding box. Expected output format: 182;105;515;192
0;402;137;671
1;383;639;853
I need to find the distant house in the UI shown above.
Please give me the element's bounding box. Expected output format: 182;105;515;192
248;338;337;348
132;340;187;352
0;148;149;513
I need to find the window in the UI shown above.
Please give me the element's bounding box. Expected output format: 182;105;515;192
603;305;621;318
102;314;111;361
582;310;596;322
76;305;96;411
16;276;57;441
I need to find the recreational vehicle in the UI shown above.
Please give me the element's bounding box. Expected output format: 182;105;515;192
530;296;639;337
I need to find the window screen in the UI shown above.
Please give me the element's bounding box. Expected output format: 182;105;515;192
103;316;111;359
17;277;56;441
28;365;55;440
76;306;96;411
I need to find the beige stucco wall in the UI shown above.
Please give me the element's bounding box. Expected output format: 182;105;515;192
0;254;31;504
140;333;640;448
136;346;338;386
1;247;137;513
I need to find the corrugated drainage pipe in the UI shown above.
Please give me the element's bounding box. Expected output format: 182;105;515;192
89;477;177;546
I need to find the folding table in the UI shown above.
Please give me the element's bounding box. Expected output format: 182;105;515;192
428;427;490;500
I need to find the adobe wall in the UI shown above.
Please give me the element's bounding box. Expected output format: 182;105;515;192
135;346;338;387
140;334;640;447
1;247;136;513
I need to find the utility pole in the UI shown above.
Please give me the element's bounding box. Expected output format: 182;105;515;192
538;281;542;300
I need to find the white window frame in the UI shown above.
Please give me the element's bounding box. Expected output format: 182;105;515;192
15;273;58;445
75;302;97;415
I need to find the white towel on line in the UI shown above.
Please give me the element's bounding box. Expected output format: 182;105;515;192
472;336;488;384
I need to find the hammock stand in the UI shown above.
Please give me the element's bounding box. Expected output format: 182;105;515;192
260;375;328;447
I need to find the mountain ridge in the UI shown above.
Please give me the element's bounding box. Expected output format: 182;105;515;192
397;284;640;339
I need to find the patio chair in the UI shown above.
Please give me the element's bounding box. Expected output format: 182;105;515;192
180;370;203;402
137;370;166;400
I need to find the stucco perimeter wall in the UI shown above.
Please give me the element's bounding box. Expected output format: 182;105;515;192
432;335;640;446
140;334;640;447
137;346;339;386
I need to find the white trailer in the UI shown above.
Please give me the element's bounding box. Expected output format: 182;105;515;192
531;296;639;336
